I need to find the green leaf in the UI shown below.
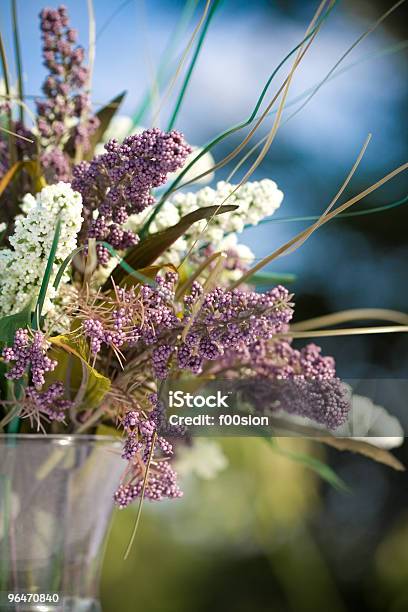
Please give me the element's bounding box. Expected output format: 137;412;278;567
95;424;122;438
32;218;62;329
263;437;349;492
48;335;110;410
109;204;238;286
249;271;297;285
0;303;32;348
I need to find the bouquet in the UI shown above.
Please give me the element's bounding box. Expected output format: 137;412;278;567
0;2;406;537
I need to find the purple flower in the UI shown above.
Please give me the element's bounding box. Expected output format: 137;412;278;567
72;129;192;262
114;461;182;508
114;394;181;507
175;284;294;375
152;344;174;379
2;329;57;388
36;5;99;154
25;382;72;424
219;339;351;430
40;147;71;182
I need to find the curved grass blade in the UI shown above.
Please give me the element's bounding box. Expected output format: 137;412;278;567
140;2;336;237
229;38;408;149
152;0;213;127
263;437;349;491
284;0;407;127
252;194;408;228
233;162;408;288
166;0;222;130
0;29;17;169
123;430;157;560
131;0;199;128
11;0;24;124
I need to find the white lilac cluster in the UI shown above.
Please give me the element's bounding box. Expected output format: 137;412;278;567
127;179;283;270
0;182;83;318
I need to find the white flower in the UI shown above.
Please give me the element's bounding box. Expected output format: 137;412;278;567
174;439;228;480
0;182;83;318
274;389;404;450
335;393;404;449
20;192;37;214
124;178;282;270
147;201;180;234
0;222;6;234
168;146;215;186
171;178;283;238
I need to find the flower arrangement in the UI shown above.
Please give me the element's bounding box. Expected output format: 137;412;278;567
0;1;407;536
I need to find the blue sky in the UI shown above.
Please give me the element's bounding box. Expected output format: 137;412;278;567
1;1;407;374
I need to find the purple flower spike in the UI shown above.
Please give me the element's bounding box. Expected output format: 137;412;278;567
36;4;100;181
2;329;57;389
72;129;192;263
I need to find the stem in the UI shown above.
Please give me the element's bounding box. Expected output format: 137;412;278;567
280;325;408;339
123;431;157;560
11;0;24;124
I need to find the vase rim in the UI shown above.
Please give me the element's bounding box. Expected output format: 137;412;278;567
0;433;121;445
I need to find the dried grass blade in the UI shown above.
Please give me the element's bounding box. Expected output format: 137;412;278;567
140;1;336;236
11;0;24;124
181;0;331;263
280;325;408;339
123;431;157;560
233;161;408;288
291;309;408;331
285;133;371;256
316;437;405;471
284;0;407;126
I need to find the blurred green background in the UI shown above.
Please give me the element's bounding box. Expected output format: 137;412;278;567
101;436;408;612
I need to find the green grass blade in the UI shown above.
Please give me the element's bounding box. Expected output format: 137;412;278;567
263;437;349;492
249;271;297;285
32;219;62;329
166;0;222;131
131;0;199;128
140;2;336;237
53;242;157;291
252;194;408;228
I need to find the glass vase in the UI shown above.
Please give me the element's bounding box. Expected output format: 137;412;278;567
0;434;123;612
